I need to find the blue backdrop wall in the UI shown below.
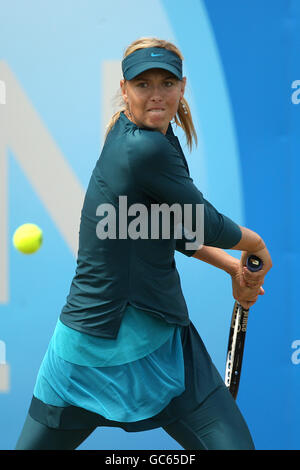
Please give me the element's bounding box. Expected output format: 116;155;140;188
0;0;298;450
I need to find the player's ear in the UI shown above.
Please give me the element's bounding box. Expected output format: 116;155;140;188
180;77;187;99
120;79;128;105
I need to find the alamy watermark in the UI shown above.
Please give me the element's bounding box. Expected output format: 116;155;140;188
291;339;300;365
0;340;9;393
95;196;204;250
291;80;300;104
0;80;6;104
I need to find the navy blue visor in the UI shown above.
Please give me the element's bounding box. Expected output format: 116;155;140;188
122;47;183;80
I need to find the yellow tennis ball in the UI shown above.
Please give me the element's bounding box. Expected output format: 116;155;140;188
13;223;43;254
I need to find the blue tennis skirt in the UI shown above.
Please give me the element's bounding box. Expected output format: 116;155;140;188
29;318;226;432
33;323;185;423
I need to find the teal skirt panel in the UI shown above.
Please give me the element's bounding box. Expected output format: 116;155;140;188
52;304;175;367
33;327;185;423
29;322;226;432
33;305;185;423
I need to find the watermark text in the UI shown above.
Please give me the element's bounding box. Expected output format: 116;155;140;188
95;196;204;250
0;80;6;104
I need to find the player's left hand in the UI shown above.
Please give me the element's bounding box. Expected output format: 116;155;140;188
240;266;265;290
231;267;264;309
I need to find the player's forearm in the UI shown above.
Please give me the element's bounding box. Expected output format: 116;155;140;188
231;226;272;272
192;245;239;276
231;226;265;252
193;226;272;275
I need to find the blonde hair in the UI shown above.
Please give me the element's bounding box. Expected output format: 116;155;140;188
105;37;197;151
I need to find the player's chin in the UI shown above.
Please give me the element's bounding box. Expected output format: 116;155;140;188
145;113;170;129
244;300;257;309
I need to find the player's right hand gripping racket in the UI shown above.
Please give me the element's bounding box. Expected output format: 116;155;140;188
225;255;263;400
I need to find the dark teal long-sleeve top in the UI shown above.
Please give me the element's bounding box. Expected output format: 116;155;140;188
60;112;241;338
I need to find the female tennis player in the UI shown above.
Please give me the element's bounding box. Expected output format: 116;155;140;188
15;37;272;450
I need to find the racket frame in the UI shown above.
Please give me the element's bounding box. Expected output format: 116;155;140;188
224;254;262;399
225;301;249;399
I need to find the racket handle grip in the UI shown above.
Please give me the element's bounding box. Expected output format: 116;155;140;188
246;255;263;272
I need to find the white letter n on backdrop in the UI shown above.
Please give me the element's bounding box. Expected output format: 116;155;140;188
0;61;85;304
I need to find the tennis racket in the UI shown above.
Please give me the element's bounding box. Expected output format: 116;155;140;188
225;255;263;399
